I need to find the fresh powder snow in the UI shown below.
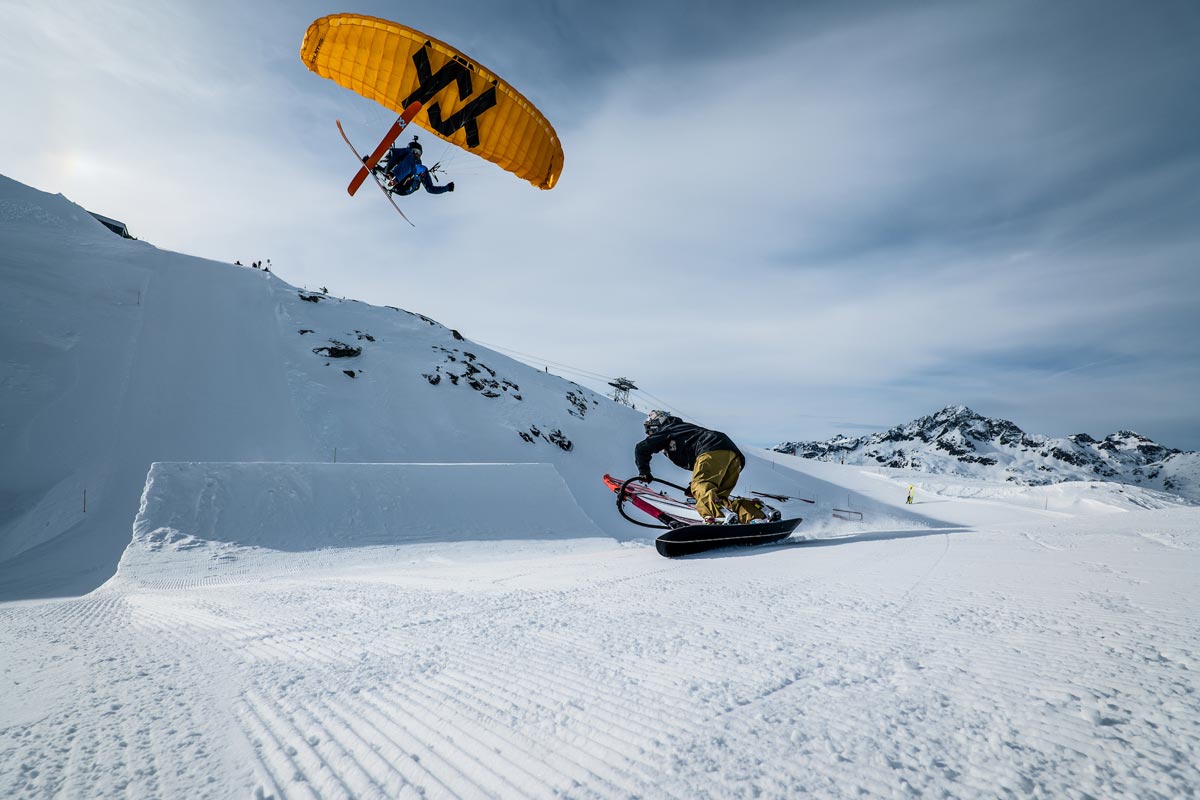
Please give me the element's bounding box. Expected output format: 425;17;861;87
2;175;1198;798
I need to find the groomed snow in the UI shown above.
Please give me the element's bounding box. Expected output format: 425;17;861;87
2;175;1199;797
3;458;1199;798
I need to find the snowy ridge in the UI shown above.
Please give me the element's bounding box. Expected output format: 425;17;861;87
0;174;114;238
775;404;1200;501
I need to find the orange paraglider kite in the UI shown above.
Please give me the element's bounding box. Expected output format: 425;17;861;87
300;14;564;222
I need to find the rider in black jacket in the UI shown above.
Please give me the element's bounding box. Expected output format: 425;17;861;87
633;411;765;525
635;416;743;475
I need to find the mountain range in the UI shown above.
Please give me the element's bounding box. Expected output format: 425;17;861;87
774;405;1200;501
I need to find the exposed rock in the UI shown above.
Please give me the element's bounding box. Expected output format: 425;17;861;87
426;346;520;401
312;341;361;358
566;390;589;419
517;425;573;452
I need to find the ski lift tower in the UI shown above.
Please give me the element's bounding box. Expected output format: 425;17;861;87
608;377;638;408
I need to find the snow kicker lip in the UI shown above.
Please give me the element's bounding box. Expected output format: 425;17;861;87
117;462;607;582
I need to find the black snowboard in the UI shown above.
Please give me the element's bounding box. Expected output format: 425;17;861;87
654;517;803;558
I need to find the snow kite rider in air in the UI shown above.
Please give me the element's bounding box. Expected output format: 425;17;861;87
634;410;773;525
375;135;454;197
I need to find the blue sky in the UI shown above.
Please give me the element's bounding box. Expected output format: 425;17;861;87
3;0;1198;448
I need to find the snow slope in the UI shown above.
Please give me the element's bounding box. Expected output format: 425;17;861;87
2;174;1199;798
0;174;651;597
0;173;931;597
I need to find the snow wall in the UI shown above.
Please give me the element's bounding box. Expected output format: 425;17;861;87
115;462;609;584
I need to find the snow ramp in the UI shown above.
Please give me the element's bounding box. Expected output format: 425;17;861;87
115;462;608;585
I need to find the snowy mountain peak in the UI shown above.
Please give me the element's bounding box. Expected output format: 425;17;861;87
775;407;1199;501
861;405;1036;455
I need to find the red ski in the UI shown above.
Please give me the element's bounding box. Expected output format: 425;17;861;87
336;120;415;227
345;101;422;197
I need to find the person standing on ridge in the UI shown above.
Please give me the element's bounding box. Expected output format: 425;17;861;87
374;135;454;197
633;410;773;525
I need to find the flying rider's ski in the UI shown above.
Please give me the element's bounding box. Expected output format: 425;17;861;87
336;120;415;227
345;101;422;196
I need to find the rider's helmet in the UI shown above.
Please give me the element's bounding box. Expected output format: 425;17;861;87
644;409;674;435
